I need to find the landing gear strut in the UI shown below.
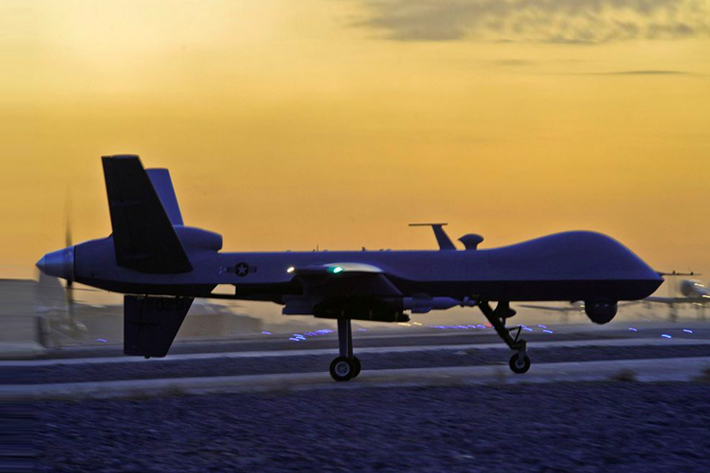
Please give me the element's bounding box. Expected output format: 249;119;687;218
329;318;361;381
479;301;531;374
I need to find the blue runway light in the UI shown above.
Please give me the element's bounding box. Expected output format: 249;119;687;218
358;328;367;332
261;331;271;335
628;327;637;332
97;338;107;343
683;329;693;333
661;334;672;339
523;327;533;332
538;324;547;329
543;329;553;334
288;337;301;341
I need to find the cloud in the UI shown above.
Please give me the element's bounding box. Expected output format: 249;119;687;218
580;70;692;75
351;0;710;43
492;59;537;67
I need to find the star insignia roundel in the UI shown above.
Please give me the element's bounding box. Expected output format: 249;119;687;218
235;262;249;277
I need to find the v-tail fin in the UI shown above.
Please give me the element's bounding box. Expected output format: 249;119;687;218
102;155;192;273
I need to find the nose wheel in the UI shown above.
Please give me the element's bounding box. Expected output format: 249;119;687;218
509;352;531;374
329;319;362;382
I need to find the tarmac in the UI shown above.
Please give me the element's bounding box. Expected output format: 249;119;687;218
4;356;710;401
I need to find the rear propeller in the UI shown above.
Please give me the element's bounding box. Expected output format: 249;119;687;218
34;190;89;346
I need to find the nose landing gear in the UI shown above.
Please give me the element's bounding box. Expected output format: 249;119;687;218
479;301;531;374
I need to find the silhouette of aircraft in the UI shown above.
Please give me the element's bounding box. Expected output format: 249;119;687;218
642;272;708;321
36;155;663;381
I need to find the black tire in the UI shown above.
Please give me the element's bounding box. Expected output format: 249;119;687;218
352;356;362;378
329;356;355;382
508;353;531;374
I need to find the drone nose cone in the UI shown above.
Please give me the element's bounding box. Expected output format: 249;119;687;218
35;255;46;272
36;247;75;281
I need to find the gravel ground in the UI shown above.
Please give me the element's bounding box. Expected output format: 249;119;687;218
32;382;710;472
9;345;710;385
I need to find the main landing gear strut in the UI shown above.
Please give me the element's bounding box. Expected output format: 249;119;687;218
479;301;531;374
329;318;362;381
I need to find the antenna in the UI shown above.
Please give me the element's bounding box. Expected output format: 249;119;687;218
657;271;698;276
409;223;456;251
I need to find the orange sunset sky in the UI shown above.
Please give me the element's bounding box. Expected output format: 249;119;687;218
1;0;709;281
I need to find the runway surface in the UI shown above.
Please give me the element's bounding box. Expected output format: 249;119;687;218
9;321;710;472
4;322;710;392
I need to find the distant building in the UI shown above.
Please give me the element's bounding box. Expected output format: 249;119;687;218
0;279;45;358
0;278;263;357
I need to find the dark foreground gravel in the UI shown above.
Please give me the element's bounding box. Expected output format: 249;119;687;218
30;382;710;472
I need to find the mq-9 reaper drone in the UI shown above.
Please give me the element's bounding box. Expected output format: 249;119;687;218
36;156;663;381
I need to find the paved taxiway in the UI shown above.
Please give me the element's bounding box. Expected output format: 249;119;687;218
5;356;710;401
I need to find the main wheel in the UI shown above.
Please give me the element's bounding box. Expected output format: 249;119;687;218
351;356;362;378
330;356;355;381
508;353;531;374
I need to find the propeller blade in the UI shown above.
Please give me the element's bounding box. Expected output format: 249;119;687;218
64;188;76;317
65;221;72;249
64;188;74;286
65;188;73;245
65;278;73;304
